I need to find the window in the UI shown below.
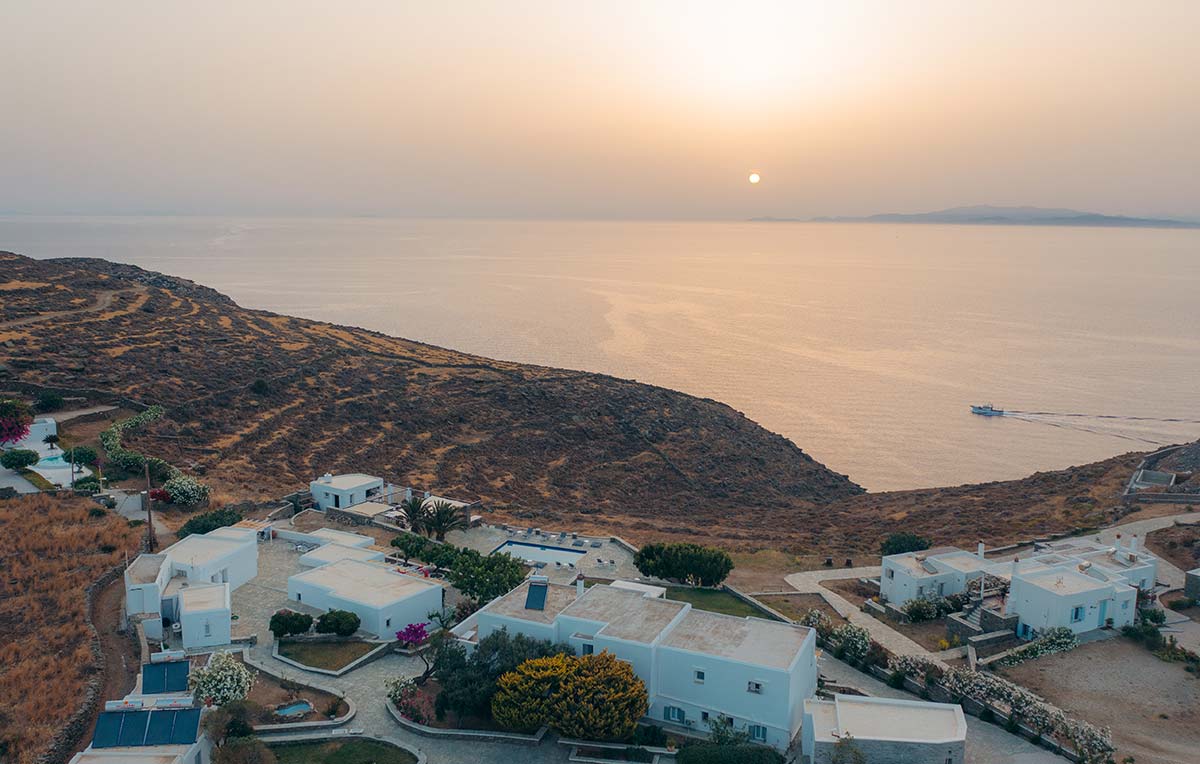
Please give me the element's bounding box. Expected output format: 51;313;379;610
333;494;340;508
664;706;685;723
694;669;705;684
1122;601;1129;610
886;569;894;579
749;724;767;742
582;643;594;655
203;621;211;637
917;585;924;597
747;681;763;694
297;593;302;601
385;618;391;628
1071;606;1085;623
701;711;710;722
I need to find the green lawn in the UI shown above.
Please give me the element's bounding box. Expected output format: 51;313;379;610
665;587;773;619
277;639;379;671
270;740;417;764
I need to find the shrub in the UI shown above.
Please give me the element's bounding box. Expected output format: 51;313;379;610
269;610;313;638
1123;622;1165;650
630;724;667;747
994;627;1078;667
633;542;734;586
1168;597;1196;611
902;597;940;622
432;629;572;722
33;391;65;413
387;677;433;724
397;622;430;648
99;407;173;474
178;506;241;538
315;609;361;637
799;608;833;638
190;652;255;707
250;378;271;396
149;488;171;502
73;476;101;492
163;474;211;506
61;445;99;466
830;624;871;663
0;449;40;470
677;744;784;764
0;399;34;445
880;532;931;556
1140;608;1167;625
89;507;108;518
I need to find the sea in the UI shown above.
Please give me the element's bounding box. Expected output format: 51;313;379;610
4;216;1198;492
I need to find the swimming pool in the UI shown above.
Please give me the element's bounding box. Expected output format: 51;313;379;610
38;454;69;467
275;700;313;717
492;540;586;566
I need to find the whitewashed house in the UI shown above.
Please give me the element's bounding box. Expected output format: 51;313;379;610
452;578;818;751
287;558;444;637
124;526;259;649
880;544;989;606
801;694;966;764
309;472;384;510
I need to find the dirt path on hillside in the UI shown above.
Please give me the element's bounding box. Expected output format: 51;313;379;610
0;286;145;329
67;577;141;760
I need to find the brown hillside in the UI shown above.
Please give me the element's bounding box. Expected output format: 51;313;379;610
0;252;1153;552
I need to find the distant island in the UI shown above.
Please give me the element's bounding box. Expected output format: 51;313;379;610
752;205;1200;228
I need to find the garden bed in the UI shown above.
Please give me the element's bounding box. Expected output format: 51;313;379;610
883;616;957;651
235;656;348;723
277;639;381;672
664;587;767;618
755;593;847;626
402;678;508;731
269;738;417;764
819;578;876;607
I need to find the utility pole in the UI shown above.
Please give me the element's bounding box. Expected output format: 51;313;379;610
144;462;155;551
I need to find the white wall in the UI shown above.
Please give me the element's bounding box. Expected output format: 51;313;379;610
287;577;443;638
309;477;384;510
180;595;232;649
167;539;257;592
880;561;965;606
1008;576;1136;637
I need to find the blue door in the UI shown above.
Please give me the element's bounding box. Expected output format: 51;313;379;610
1098;599;1108;626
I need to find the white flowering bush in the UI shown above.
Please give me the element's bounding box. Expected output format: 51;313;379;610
887;654;939;678
830;624;871;663
994;627;1078;668
190;651;255;707
799;608;833;636
164;474;211;506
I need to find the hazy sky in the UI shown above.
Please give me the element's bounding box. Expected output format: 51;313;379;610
2;1;1198;219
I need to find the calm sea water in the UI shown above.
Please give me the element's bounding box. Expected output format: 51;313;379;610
4;216;1199;491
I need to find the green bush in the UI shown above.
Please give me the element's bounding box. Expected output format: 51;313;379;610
61;445;99;466
880;532;931;556
678;744;784;764
1168;597;1196;611
315;609;361;637
269;610;314;638
99;407;178;476
630;724;667;747
0;449;40;470
33;391;64;413
250;378;271;395
73;475;101;492
177;507;242;538
1123;622;1165;650
1141;608;1167;625
633;542;734;586
902;597;940;622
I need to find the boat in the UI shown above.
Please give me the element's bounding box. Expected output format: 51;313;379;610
971;404;1004;416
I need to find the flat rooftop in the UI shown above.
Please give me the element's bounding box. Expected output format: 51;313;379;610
178;583;228;612
808;694;966;744
339;500;393;518
290;559;439;607
1018;565;1110;595
562;585;686;644
609;580;667;598
662;609;811;669
163;533;247;567
313;473;381;490
128;555;166;584
300;543;383;566
74;751;187;764
311;528;374;547
483;580;579;625
932;550;989;574
886;546;962;577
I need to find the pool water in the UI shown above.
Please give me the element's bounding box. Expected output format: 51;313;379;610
275;700;313;717
492;540;586;566
38;454;69;467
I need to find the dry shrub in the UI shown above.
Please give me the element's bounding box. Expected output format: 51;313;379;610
0;494;140;764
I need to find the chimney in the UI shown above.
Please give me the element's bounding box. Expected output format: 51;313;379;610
977;541;986;559
1130;535;1139;554
1114;533;1123;554
576;573;585;599
1011;556;1021;578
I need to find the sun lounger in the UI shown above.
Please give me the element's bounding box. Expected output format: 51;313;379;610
589;541;602;548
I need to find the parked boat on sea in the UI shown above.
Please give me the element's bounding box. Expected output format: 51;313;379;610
971;404;1004;416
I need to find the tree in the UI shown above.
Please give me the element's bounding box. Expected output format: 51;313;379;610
831;734;867;764
446;549;526;603
397;622;429;648
315;609;361;637
178;507;242;538
423;500;467;541
42;433;60;450
633;542;734;587
213;737;276;764
62;445;98;466
390;532;432;564
190;651;255;707
33;391;64;413
201;700;264;747
268;610;313;638
880;532;931;556
249;378;270;396
709;716;751;746
423;542;462;572
491;652;649;741
433;628;571;721
0;449;40;470
0;399;34;445
399;496;428;535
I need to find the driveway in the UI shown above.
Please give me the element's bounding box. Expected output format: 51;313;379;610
0;466;39;494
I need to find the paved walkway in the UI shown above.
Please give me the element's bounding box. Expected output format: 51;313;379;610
818;655;1065;764
1094;512;1200;588
50;405;119;422
0;466;39;494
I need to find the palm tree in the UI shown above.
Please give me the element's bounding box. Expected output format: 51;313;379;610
422;500;468;541
42;433;60;450
399;496;428;535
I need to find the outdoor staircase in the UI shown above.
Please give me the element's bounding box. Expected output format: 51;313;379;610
960;606;983;629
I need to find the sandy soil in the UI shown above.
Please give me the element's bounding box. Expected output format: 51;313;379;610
1000;638;1200;764
1145;524;1200;573
820;577;876;607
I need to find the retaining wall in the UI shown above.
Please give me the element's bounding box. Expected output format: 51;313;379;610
387;701;549;744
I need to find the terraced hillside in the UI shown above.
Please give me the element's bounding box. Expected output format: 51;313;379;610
0;252;1152;551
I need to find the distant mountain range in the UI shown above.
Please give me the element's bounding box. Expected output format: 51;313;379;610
752;205;1200;228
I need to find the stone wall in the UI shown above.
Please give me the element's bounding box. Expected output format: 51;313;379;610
811;737;964;764
946;613;982;642
1186;570;1200;601
979;608;1018;633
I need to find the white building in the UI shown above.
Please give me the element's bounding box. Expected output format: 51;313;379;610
309;472;384;510
453;579;818;751
801;694;966;764
287;558;444;637
880;536;1157;639
298;542;385;568
125;526;259;649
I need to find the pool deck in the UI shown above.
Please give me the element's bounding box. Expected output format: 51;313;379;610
446;524;641;584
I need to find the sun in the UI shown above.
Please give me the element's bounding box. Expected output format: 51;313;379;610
748;172;761;184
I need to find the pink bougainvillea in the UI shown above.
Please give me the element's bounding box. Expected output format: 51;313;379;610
396;622;429;647
0;399;34;446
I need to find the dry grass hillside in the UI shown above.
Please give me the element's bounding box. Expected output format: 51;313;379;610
0;252;1156;552
0;494;140;764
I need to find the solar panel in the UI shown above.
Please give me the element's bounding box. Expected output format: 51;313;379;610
144;709;176;745
92;712;123;748
142;663;166;694
116;711;150;746
169;708;201;745
524;582;548;611
164;661;190;692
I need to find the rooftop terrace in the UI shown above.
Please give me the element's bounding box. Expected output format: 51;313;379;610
289;558;440;607
562;585;686;644
662;609;812;669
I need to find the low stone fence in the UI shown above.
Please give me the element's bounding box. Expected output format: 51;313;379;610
272;637;393;677
386;701;549;744
254;730;426;764
558;737;677;763
720;584;791;622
